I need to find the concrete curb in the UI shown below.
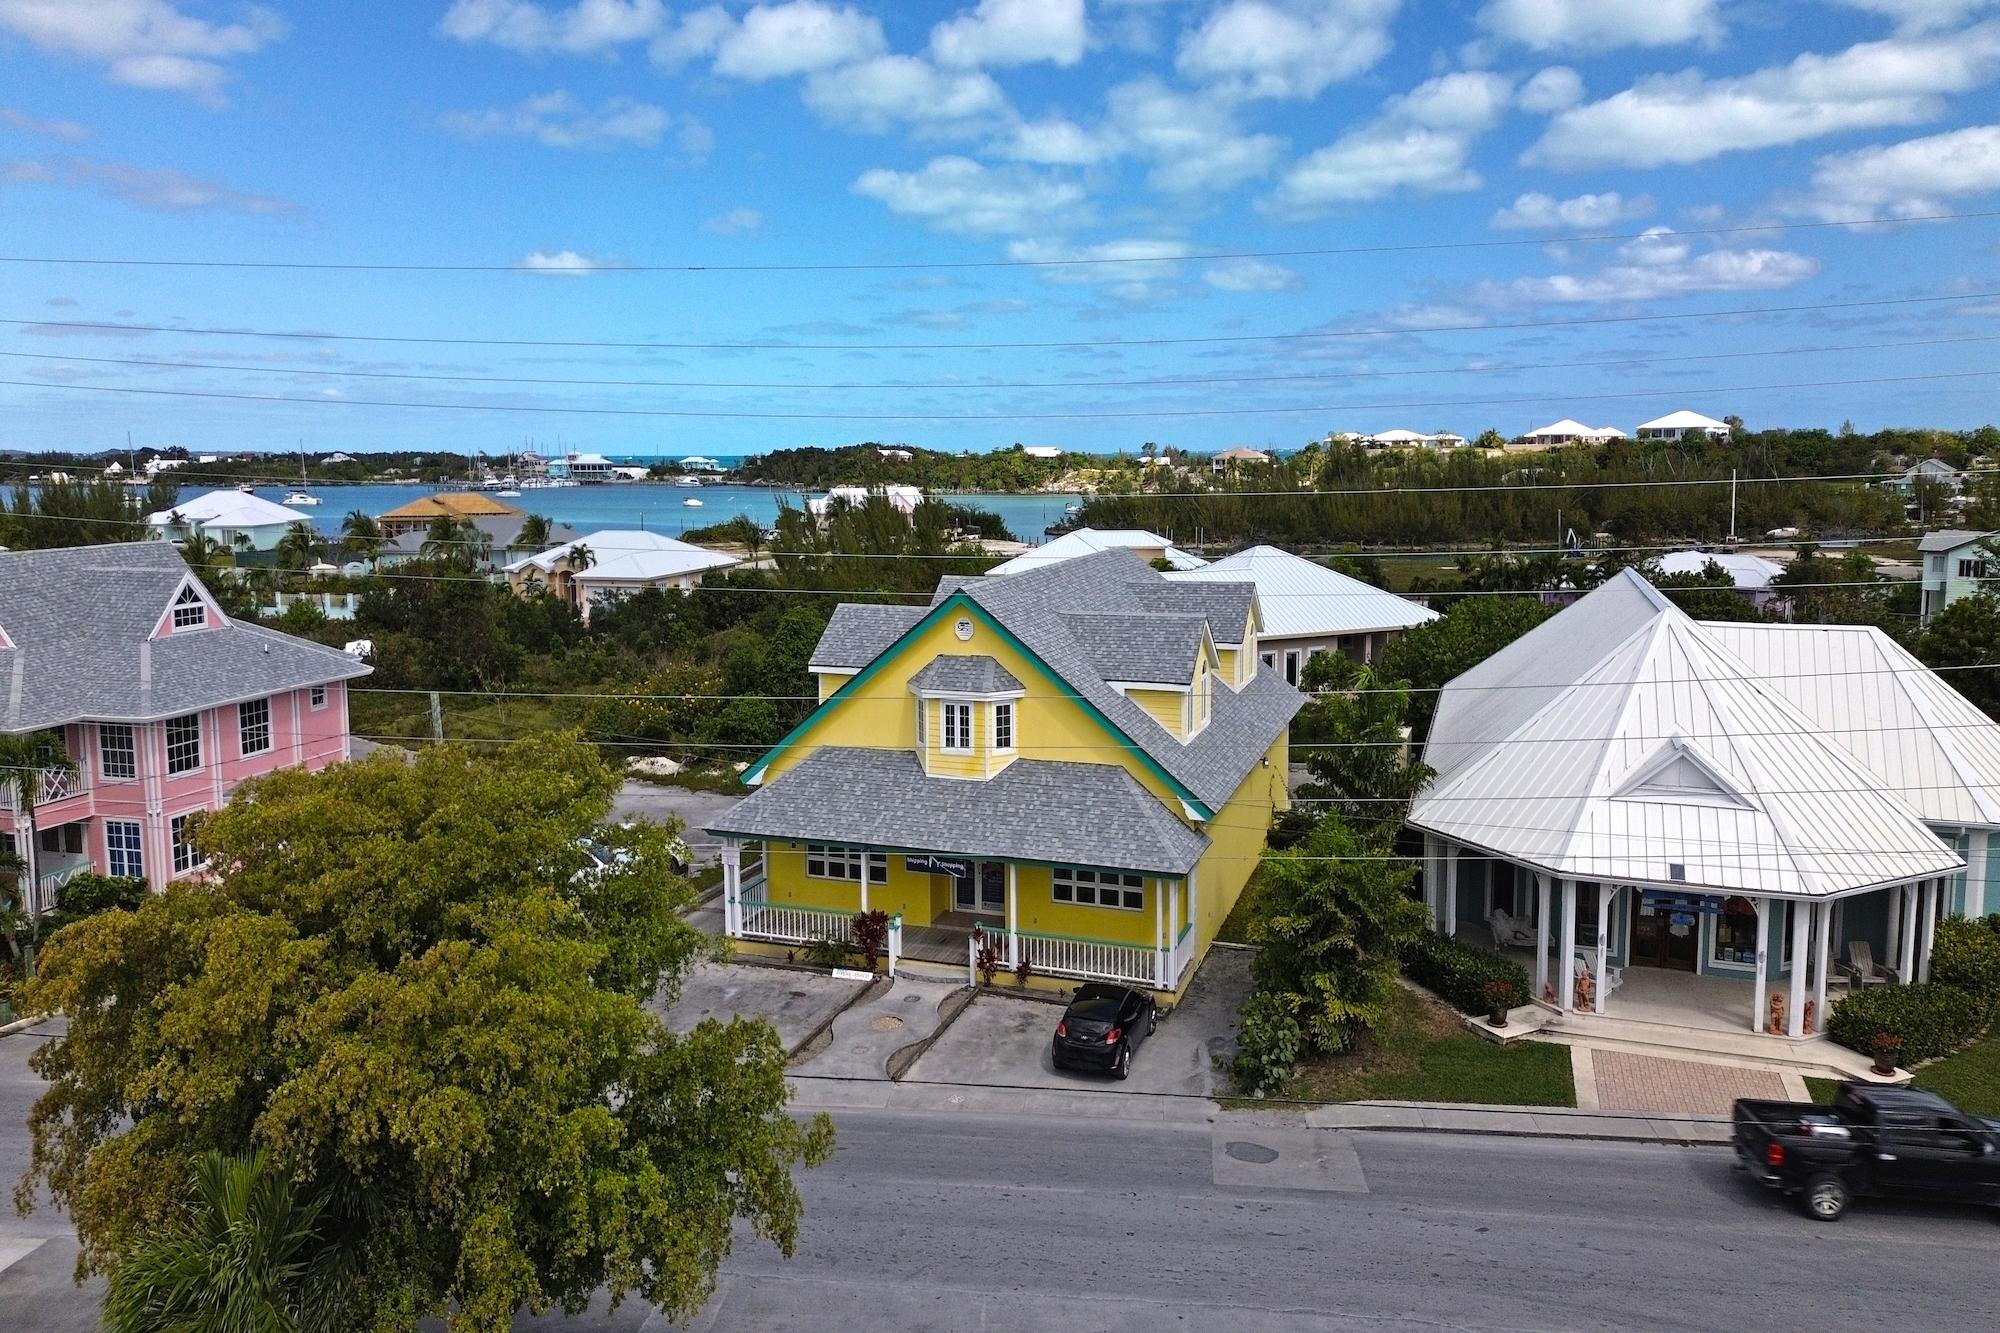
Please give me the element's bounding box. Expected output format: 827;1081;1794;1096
886;986;977;1081
0;1014;49;1038
785;975;889;1063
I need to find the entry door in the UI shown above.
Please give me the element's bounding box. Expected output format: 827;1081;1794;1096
1631;899;1698;970
953;863;1007;914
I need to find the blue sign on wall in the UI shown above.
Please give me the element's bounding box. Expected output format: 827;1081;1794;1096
1642;890;1724;916
907;855;970;879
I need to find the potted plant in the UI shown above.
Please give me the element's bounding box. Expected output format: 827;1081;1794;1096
1483;978;1519;1027
1871;1032;1903;1076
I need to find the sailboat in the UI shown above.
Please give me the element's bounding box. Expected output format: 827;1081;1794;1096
283;443;321;505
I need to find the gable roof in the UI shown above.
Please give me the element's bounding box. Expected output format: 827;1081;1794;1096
145;490;301;531
379;492;524;522
381;514;578;562
1654;550;1784;589
809;603;931;671
1061;611;1210;686
908;654;1022;695
985;528;1208;576
1637;410;1729;431
1411;569;1962;898
769;547;1301;813
502;530;738;583
1917;528;1992;553
0;542;370;732
1167;545;1437;639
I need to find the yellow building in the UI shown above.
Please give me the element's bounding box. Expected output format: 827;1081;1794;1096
707;548;1302;997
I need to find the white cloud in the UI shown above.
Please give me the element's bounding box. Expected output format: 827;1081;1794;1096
1007;236;1195;303
802;54;1008;133
1836;0;2000;31
437;0;665;54
440;91;674;149
993;115;1114;165
7;155;296;214
650;4;732;66
1266;71;1512;214
1516;65;1582;113
1526;23;2000;169
853;156;1088;236
0;0;285;105
1792;123;2000;221
1105;78;1283;193
1203;257;1303;292
1472;227;1818;305
1177;0;1399;100
930;0;1087;69
1490;190;1654;229
713;2;884;81
1478;0;1720;51
0;106;88;140
520;249;610;275
704;206;765;234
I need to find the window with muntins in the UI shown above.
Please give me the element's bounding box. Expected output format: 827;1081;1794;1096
942;701;973;752
1052;866;1145;910
310;684;328;710
99;724;136;780
993;701;1014;750
239;698;272;756
165;714;202;774
171;584;206;630
106;820;143;879
171;814;198;875
804;844;887;885
914;698;926;745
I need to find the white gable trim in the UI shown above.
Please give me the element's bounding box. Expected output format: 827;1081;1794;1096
149;574;229;639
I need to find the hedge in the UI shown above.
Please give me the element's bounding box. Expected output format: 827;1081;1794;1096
1828;982;1992;1065
1930;915;2000;1004
1402;931;1531;1014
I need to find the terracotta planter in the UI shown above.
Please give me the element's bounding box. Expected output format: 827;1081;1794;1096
1488;1007;1509;1028
1872;1050;1900;1076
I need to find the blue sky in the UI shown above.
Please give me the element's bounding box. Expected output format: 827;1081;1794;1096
2;0;1999;459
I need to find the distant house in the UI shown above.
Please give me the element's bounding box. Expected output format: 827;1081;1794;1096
376;491;525;539
101;461;124;476
0;542;368;904
505;530;740;622
679;455;724;472
1021;445;1063;460
876;448;915;462
1364;429;1431;449
1516;419;1625;449
810;485;924;519
144;490;302;553
1894;458;1965;496
144;457;189;476
548;452;615;483
1636;411;1732;442
1918;529;1995;623
1166;545;1438;681
1653;549;1788;611
1210;445;1272;472
986;527;1207;576
379;513;579;574
611;466;651;481
321;451;358;465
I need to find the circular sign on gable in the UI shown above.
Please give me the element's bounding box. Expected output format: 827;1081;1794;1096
954;617;974;641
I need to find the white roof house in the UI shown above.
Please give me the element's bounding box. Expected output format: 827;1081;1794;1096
1365;429;1432;447
986;528;1207;576
809;484;924;518
504;530;739;623
1519;419;1624;447
1636;410;1731;441
1165;546;1436;668
145;490;304;552
1653;550;1784;591
1021;446;1063;459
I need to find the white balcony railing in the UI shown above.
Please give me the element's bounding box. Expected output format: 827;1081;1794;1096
1;764;86;812
972;924;1163;990
34;862;92;914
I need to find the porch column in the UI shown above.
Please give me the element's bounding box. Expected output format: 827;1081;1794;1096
1969;830;1991;918
1918;879;1939;983
1153;878;1167;989
1188;867;1199;939
1443;847;1459;938
720;842;741;938
1167;875;1181;983
1787;899;1811;1039
858;860;869;916
1812;900;1832;1035
1593;883;1612;1014
1898;883;1918;980
1559;879;1578;1013
1422;833;1441;929
1886;883;1904;975
1751;897;1768;1034
1005;862;1019;969
1534;873;1551;1004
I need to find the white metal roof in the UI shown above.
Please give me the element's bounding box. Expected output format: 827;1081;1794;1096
504;530;739;583
1165;545;1437;640
809;484;923;516
1637;410;1729;431
1699;620;2000;830
1366;429;1432;444
1654;550;1784;589
145;490;303;530
987;528;1208;576
1524;419;1621;440
1411;569;1963;899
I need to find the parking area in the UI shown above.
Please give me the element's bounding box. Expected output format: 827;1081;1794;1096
650;960;867;1053
903;946;1252;1098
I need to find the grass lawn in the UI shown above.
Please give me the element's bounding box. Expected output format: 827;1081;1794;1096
1914;1031;2000;1117
1283;984;1576;1107
1804;1076;1842;1104
1215;867;1271;945
349;691;583;746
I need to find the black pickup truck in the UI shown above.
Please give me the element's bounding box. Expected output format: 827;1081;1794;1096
1734;1083;2000;1220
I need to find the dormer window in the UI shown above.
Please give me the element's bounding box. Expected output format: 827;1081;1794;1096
994;701;1014;751
909;653;1025;779
942;701;973;752
171;585;206;631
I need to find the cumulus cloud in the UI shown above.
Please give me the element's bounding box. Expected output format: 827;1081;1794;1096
0;0;285;105
1790;123;2000;221
704;206;764;234
1203;257;1303;292
1525;23;2000;168
440;91;678;149
1516;65;1583;113
1104;78;1283;193
930;0;1087;68
1470;227;1818;305
803;54;1008;133
852;156;1088;235
1007;236;1195;303
519;249;613;274
1490;190;1654;229
1177;0;1400;100
713;1;884;80
993;115;1115;166
0;107;89;140
437;0;665;54
6;155;296;214
1266;71;1513;215
1478;0;1721;51
1836;0;2000;31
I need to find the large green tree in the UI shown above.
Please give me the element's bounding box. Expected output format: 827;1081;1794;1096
1291;654;1432;836
1915;590;2000;720
17;736;831;1331
1379;596;1555;743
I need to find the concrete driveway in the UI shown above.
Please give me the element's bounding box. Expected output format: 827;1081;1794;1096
903;946;1252;1099
650;961;866;1053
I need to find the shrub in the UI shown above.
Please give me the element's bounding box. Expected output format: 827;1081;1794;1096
1231;990;1303;1098
972;932;1002;987
39;873;146;939
1828;982;1991;1065
849;909;890;972
1402;932;1532;1015
1930;916;2000;1003
801;932;852;969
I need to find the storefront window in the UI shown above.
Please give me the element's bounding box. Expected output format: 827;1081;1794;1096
1713;897;1759;965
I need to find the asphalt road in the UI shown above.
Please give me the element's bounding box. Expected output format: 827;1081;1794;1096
5;1020;1996;1331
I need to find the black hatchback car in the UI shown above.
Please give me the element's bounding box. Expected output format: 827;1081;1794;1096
1051;983;1157;1079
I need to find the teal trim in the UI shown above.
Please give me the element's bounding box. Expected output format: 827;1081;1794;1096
740;592;1216;818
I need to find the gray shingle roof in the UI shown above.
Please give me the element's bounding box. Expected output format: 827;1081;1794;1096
907;654;1022;695
1917;528;1992;553
708;747;1210;875
0;542;371;732
1060;612;1207;685
809;603;931;671
379;516;579;570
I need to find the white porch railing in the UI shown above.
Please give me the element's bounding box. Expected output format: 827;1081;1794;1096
34;862;92;913
1;765;86;811
737;898;849;947
969;925;1162;989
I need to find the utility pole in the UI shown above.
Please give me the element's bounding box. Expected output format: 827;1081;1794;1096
1729;469;1738;544
430;691;444;745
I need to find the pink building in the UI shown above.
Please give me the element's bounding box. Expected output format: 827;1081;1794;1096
0;542;370;907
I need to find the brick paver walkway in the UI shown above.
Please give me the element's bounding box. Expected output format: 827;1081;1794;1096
1591;1048;1786;1117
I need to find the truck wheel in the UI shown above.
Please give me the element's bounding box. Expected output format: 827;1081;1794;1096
1801;1174;1849;1222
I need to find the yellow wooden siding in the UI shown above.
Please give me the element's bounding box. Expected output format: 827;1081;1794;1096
1216;647;1239;682
1193;658;1212;731
1189;726;1291;948
1012;863;1156;945
817;672;853;702
1127;687;1187;737
923;698;986;778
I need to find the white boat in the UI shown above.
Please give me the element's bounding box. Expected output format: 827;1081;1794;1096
674;475;702;487
497;489;522;498
283;490;321;507
237;483;256;493
682;498;704;507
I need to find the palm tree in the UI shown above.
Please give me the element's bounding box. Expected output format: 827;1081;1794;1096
420;516;490;571
0;732;75;926
338;510;383;568
104;1149;340;1333
515;513;551;552
275;522;320;573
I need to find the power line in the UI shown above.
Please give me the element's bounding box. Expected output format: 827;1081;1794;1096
1;208;1992;273
6;368;1999;422
7;288;1998;352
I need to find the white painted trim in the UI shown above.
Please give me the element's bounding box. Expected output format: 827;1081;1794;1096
1594;883;1611;1015
1787;895;1810;1038
1751;897;1769;1035
1559;879;1578;1013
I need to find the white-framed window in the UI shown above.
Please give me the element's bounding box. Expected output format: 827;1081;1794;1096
170;584;206;630
914;697;926;745
99;724;136;780
1284;650;1301;685
941;701;973;752
1260;651;1276;669
170;813;199;875
106;819;144;879
309;684;328;711
165;714;202;774
1053;866;1145;911
238;698;272;756
804;843;887;885
993;701;1014;751
1957;558;1989;579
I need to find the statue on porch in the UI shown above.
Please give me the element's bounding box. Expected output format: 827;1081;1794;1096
1802;999;1816;1037
1767;992;1786;1036
1541;979;1555;1005
1573;968;1595;1011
